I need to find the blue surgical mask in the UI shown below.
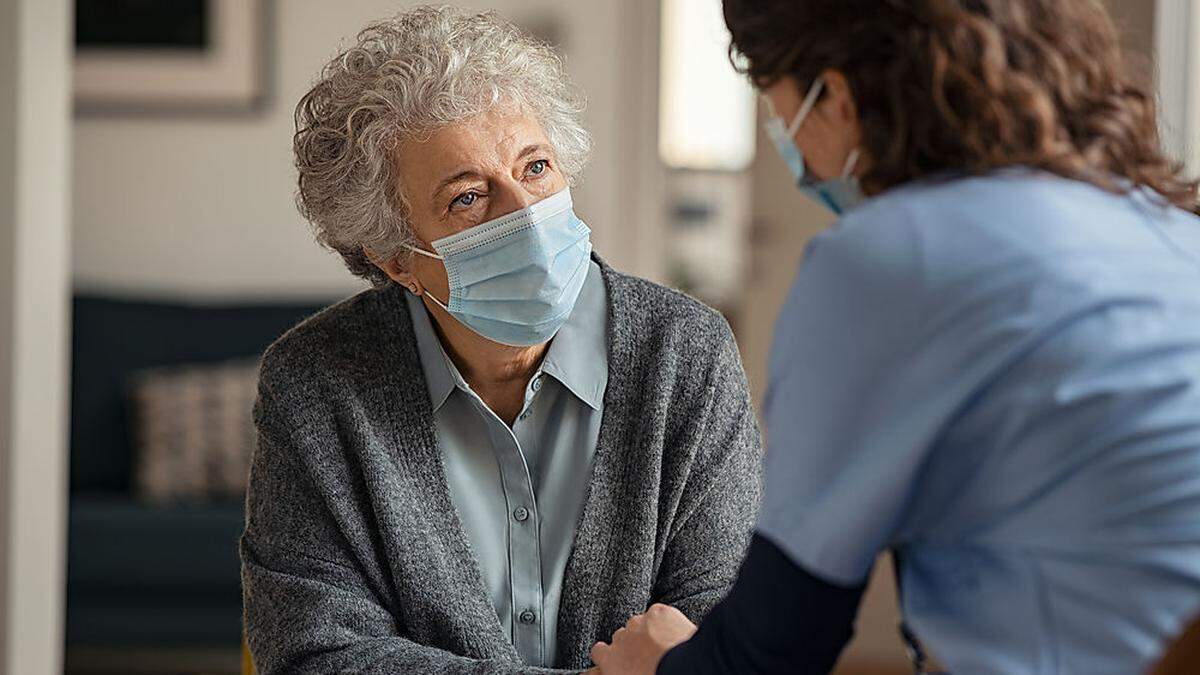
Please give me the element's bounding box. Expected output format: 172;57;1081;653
764;77;865;215
406;187;592;347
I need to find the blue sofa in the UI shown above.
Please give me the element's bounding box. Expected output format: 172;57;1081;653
66;294;328;647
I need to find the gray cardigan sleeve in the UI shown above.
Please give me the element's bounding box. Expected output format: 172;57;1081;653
240;387;574;675
650;321;764;621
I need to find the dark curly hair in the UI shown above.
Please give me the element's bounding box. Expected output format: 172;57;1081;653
724;0;1197;209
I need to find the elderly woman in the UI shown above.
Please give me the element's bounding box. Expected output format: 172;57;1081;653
239;6;761;674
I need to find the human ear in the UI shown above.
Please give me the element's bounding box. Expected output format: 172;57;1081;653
816;71;853;120
819;70;861;141
366;247;422;294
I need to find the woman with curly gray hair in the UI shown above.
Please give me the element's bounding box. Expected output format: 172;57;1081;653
238;6;762;674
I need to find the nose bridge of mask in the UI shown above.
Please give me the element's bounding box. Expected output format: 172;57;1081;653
432;188;573;257
401;188;574;262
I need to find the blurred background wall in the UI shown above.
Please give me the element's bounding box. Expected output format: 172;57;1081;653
72;0;664;301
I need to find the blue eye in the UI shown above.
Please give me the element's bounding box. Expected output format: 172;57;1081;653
528;159;548;176
452;191;478;208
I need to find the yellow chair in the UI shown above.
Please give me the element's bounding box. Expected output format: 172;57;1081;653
242;636;256;675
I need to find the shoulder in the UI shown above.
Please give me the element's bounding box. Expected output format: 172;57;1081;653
833;168;1146;256
257;284;401;396
849;168;1097;220
600;262;738;360
598;262;758;474
804;170;1118;299
825;172;1037;261
770;173;1071;365
596;261;748;436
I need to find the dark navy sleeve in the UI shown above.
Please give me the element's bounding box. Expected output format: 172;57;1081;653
656;533;866;675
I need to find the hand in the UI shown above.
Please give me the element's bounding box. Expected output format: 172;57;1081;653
590;604;698;674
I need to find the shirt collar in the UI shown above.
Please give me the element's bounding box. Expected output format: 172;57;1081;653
404;290;459;412
540;260;609;410
403;259;609;412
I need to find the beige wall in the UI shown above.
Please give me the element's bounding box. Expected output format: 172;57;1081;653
72;0;665;301
1106;0;1156;59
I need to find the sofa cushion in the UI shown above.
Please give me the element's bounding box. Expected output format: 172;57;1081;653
70;295;328;491
130;359;259;502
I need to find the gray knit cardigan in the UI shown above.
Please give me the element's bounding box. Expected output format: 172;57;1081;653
240;257;763;674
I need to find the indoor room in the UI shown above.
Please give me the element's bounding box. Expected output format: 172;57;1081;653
2;1;1198;674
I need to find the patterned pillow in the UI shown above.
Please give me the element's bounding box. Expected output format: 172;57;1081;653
129;359;259;502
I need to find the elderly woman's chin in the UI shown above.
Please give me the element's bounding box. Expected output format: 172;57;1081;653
239;5;763;674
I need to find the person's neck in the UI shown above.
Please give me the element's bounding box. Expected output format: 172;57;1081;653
422;296;547;425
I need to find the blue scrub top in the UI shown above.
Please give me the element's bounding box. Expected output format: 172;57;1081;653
757;169;1200;674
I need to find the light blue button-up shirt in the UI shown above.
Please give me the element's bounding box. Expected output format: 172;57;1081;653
758;170;1200;674
405;260;608;667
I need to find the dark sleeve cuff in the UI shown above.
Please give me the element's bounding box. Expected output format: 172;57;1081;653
656;532;866;675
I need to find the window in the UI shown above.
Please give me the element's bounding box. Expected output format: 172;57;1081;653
658;0;756;171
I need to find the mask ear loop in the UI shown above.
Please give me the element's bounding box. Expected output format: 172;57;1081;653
402;243;453;310
841;148;861;178
420;288;452;312
785;76;826;138
405;244;444;261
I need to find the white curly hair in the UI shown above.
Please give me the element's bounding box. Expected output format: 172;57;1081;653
294;5;592;285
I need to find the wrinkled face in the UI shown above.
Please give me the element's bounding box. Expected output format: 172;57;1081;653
385;107;568;304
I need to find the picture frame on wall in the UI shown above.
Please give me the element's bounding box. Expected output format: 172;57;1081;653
73;0;271;115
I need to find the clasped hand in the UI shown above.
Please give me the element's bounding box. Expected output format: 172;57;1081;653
584;603;697;675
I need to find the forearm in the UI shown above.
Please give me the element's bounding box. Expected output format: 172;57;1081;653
262;636;555;675
242;546;576;675
652;443;762;621
656;533;865;675
653;326;764;620
265;643;574;675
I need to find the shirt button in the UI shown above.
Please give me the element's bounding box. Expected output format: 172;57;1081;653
519;610;537;625
531;376;543;392
513;507;530;522
518;410;531;421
